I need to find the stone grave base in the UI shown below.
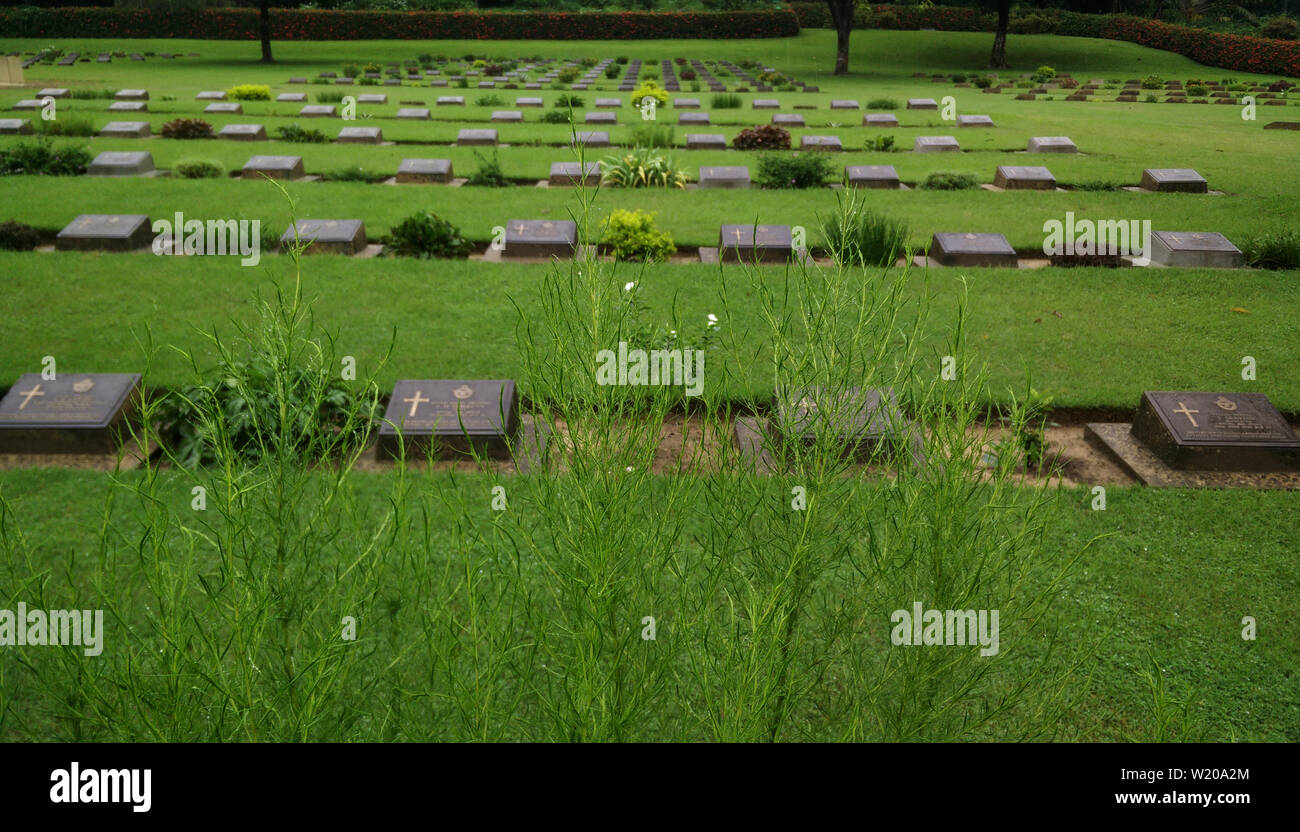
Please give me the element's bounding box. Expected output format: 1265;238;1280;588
476;243;596;263
732;416;926;473
1085;423;1300;489
358;416;550;474
911;254;1027;269
980;184;1068;193
382;176;466;187
698;247;814;266
0;437;157;472
1122;185;1224;196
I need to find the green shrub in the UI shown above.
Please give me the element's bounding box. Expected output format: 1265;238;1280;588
385;210;472;259
554;93;585;108
820;191;908;268
920;171;979;190
465;149;509;187
315;90;345;103
604;65;620;79
558;68;580;84
69;89;115;99
35;116;96;137
1187;84;1209;97
680;69;697;81
1242;230;1300;269
631;81;669;108
600;147;689;188
1060;78;1079;89
1031;65;1057;83
225;83;271;101
602;209;675;262
951;73;967;83
710;93;741;109
1261;15;1299;40
540;109;571;124
733;124;790;150
865;135;896;152
321;164;383;183
972;76;992;89
475;93;503;106
363;62;382;74
866;96;898;109
0;138;92;175
0;219;41;251
342;63;360;78
175;159;223;179
161;118;214;139
756;152;834;189
1141;75;1163;89
275;124;328;143
629;123;675;149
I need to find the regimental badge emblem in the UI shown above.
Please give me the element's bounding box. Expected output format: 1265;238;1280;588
453;384;473;400
1214;396;1237;411
72;378;95;393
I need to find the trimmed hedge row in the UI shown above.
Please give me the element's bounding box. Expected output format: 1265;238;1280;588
789;2;1300;78
0;7;800;40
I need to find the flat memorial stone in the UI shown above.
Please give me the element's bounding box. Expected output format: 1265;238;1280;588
956;114;995;127
698;166;750;189
674;98;701;108
338;126;383;144
99;121;152;138
914;135;960;152
686;133;726;150
276;93;306;102
115;89;149;100
503;219;578;259
1140;168;1207;193
845;165;901;189
719;224;792;264
516;97;544;107
242;155;305;181
356;94;387;104
752;99;779;109
377;380;519;460
299;105;337;117
108;102;148;112
572;131;611;148
929;232;1017;267
864;113;900;126
800;135;842;151
37;88;69;99
491;110;523;123
10;101;41;111
203;102;243;114
994;165;1056;190
1123;391;1300;472
584;111;616;124
396;108;431;119
280;219;366;255
907;98;938;109
678;112;710;125
830;99;860;109
56;214;153;252
87;151;155;177
772;113;804;126
436;96;465;105
457;128;498;146
0;119;34;135
595;98;621;108
218;123;268;141
1027;136;1077;153
1148;231;1243;268
548;161;600;187
0;373;143;455
196;91;226;100
773;386;908;461
396;158;453;184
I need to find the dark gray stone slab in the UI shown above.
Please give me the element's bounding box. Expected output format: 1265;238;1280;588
572;131;611;148
1140;168;1207;193
698;166;750;189
195;90;226;100
800;135;842;151
396;108;431;119
491;110;523;123
678;112;710;125
771;113;804;126
275;92;306;102
0;119;34;135
686;133;726;150
719;224;792;263
242;155;305;181
1027;135;1077;153
845;165;900;189
930;232;1017;267
906;98;938;109
218;123;267;141
864;113;899;127
830;99;860;109
595;97;622;108
548;161;600;187
752;99;779;109
377;379;519;460
99;121;152;138
298;105;337;117
516;97;544;107
10;100;41;111
338;126;383;144
673;98;701;108
37;88;69;98
994;165;1056;190
108;101;148;112
956;114;995;127
1130;391;1300;471
115;89;149;100
280;219;366;255
1148;231;1243;268
396;158;453;183
457;128;498;146
0;373;142;455
584;111;616;124
503;219;578;259
914;135;960;152
356;93;387;104
87;151;155;177
55;214;152;252
436;96;465;105
203;101;243;114
773;386;908;461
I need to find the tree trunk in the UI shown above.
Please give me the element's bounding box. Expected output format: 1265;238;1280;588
828;1;851;75
260;1;273;64
989;0;1010;69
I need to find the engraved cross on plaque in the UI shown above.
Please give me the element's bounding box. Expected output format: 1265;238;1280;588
17;384;45;410
1172;401;1199;427
403;390;429;417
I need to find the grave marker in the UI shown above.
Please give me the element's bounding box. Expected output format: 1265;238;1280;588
0;373;143;455
56;214;153;251
280;219;366;255
503;219;578;259
929;232;1017;267
377;380;519;460
396;158;453;184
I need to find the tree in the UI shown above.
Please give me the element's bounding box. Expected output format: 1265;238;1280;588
259;0;273;64
989;0;1011;69
826;0;854;75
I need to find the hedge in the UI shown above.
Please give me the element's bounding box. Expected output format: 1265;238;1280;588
0;7;801;40
788;2;1300;78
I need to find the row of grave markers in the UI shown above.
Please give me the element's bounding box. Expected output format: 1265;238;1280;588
1;373;1295;487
